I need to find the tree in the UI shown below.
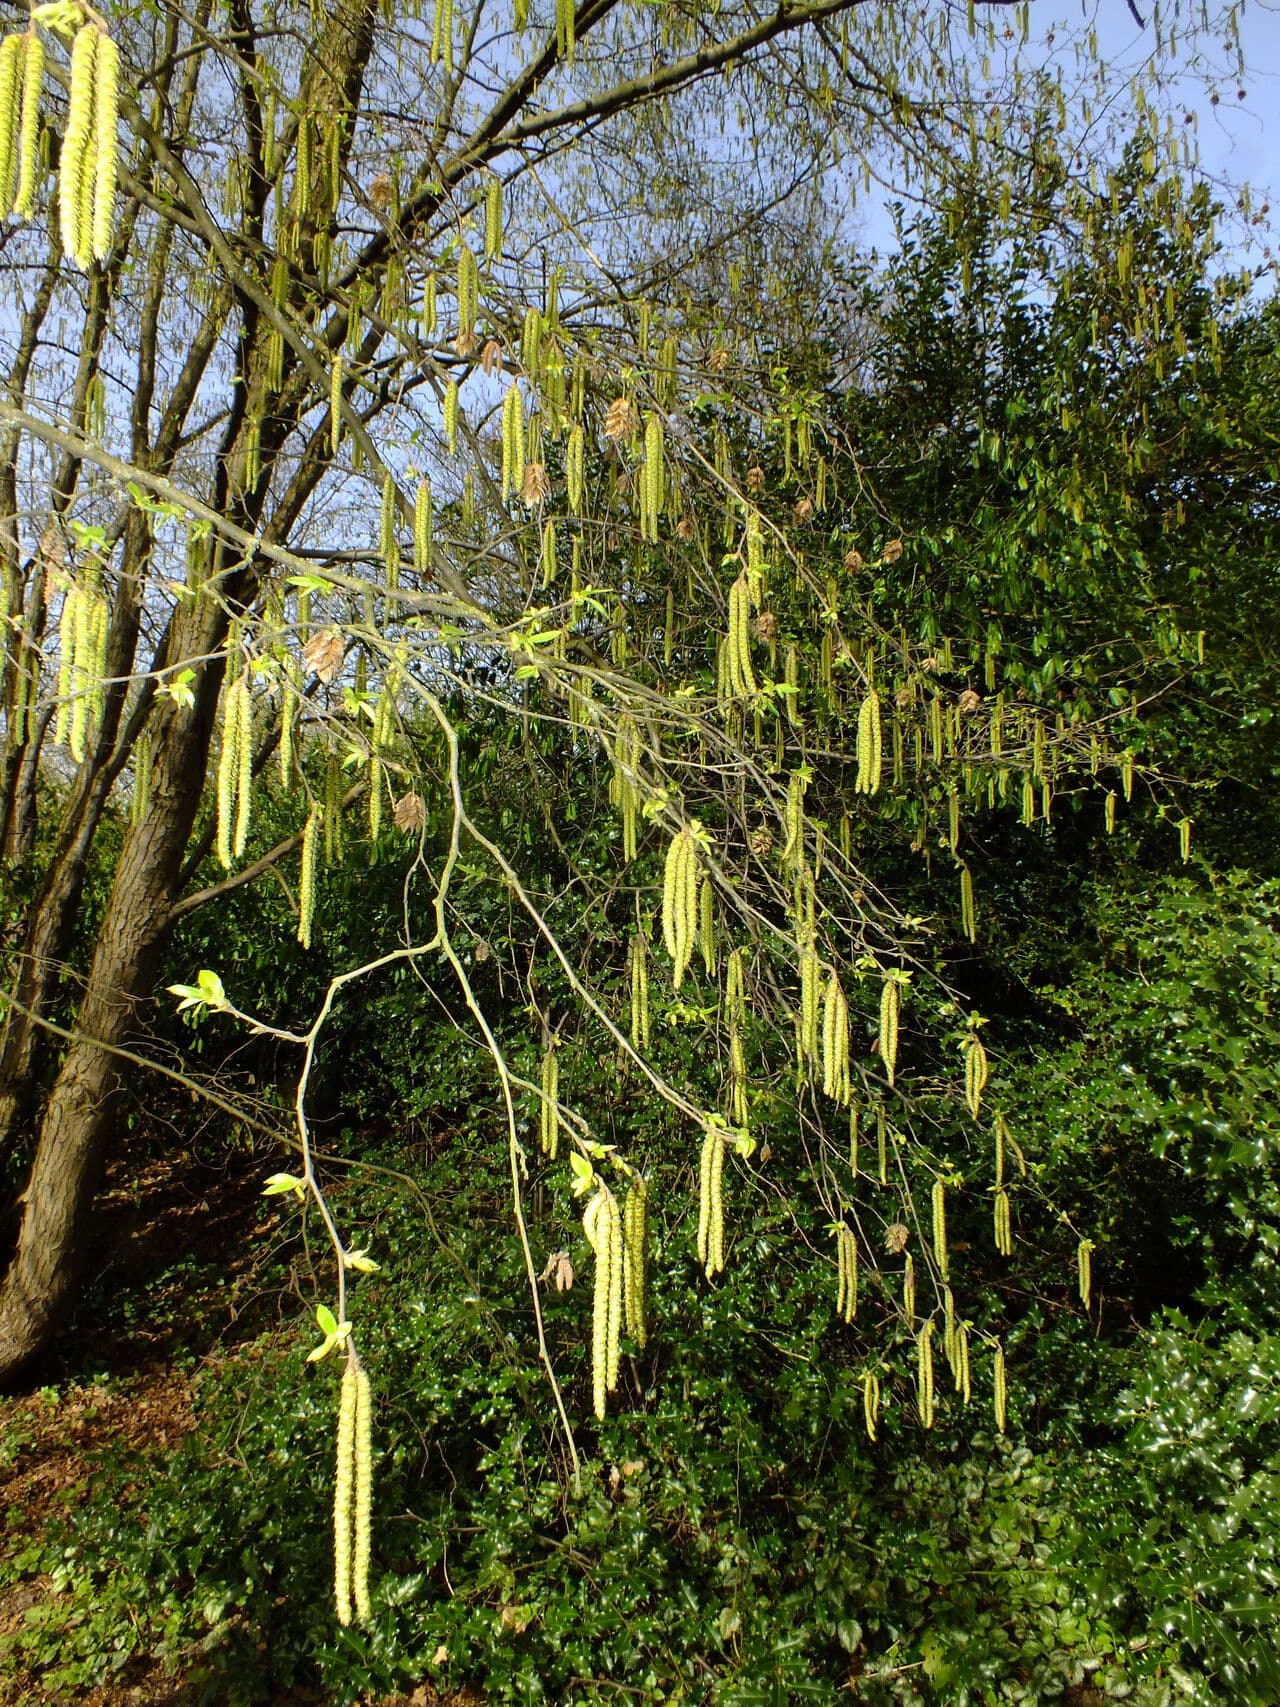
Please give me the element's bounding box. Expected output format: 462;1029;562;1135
0;0;1259;1586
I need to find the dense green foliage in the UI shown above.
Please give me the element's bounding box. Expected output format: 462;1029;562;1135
3;169;1279;1702
5;863;1279;1703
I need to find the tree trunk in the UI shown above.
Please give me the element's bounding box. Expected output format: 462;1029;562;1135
0;653;218;1381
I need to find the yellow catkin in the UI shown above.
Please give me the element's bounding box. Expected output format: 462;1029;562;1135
903;1252;916;1329
1178;816;1192;863
697;1130;726;1278
642;412;663;541
623;1179;648;1347
917;1320;935;1428
661;828;697;988
834;1224;857;1323
822;969;849;1103
585;1187;624;1417
279;678;295;788
566;422;584;513
932;1178;948;1278
352;1368;373;1623
994;1188;1013;1256
604;1189;623;1391
783;770;805;865
540;1045;559;1158
368;757;383;840
457;242;477;338
960;863;976;943
799;946;820;1068
994;1109;1007;1188
90;29;119;260
13;29;42;220
59;25;96;266
0;35;25;214
330;355;343;453
234;673;253;857
964;1032;988;1120
630;931;650;1051
584;1188;609;1418
430;0;453;66
444;379;459;455
501;381;524;500
413;478;432;572
699;875;716;978
993;1343;1007;1434
541;516;557;588
1077;1238;1093;1309
333;1364;358;1626
215;678;241;868
855;687;882;794
556;0;575;61
297;807;319;947
1121;749;1134;802
485;174;502;261
53;580;78;748
863;1370;880;1442
727;573;756;698
879;976;900;1087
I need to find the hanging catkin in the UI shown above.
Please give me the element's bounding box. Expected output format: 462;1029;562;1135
58;25;96;267
623;1178;648;1347
233;673;253;857
539;1044;559;1158
963;1031;988;1119
628;930;650;1051
917;1320;935;1429
414;478;432;571
430;0;454;68
727;573;756;698
834;1223;857;1323
215;676;243;869
960;863;976;943
697;1129;726;1278
0;37;21;215
90;28;118;260
879;975;900;1087
993;1342;1008;1434
297;806;319;947
994;1188;1013;1256
584;1184;623;1418
566;423;584;513
12;27;42;220
351;1367;372;1624
821;968;850;1103
863;1369;880;1442
932;1178;948;1279
698;875;716;978
484;174;502;261
641;411;663;542
855;686;882;794
1077;1237;1093;1309
661;828;698;988
501;381;524;501
333;1364;357;1627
